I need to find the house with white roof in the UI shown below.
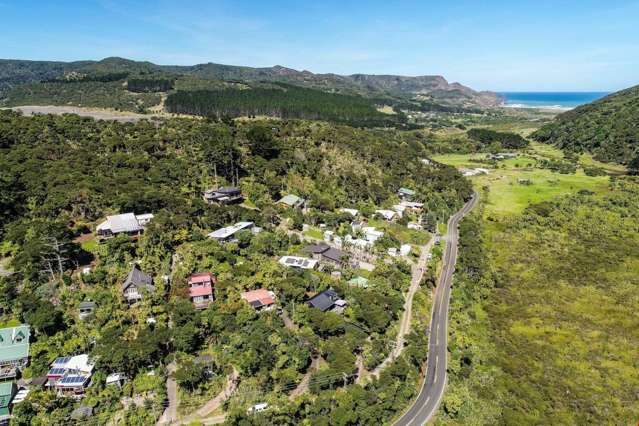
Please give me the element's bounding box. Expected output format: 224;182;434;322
96;213;153;239
47;354;94;398
375;209;397;221
208;222;256;243
278;256;319;270
339;208;359;217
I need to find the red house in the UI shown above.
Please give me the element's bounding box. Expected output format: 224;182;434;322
188;273;216;309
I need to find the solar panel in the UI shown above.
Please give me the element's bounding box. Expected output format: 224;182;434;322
53;357;70;365
47;368;66;375
285;258;296;264
59;375;87;385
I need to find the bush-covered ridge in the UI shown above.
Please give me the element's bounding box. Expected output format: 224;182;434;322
532;84;639;164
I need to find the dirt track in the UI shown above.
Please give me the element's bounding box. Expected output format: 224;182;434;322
7;105;157;122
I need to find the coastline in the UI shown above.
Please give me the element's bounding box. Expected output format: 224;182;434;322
500;103;573;112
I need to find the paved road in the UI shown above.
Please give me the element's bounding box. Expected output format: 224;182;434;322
394;192;479;426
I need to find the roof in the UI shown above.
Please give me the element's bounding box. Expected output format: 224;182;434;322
0;382;14;409
188;272;215;285
241;289;275;308
189;286;213;297
339;208;359;217
398;187;416;196
106;373;125;384
347;276;369;287
96;213;143;234
50;354;94;375
123;265;154;292
375;209;396;220
207;222;254;240
0;325;30;363
321;247;347;263
78;301;96;310
278;194;304;207
308;289;340;312
29;376;48;387
278;256;318;269
303;244;331;255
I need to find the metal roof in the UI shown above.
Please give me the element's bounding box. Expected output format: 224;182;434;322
278;194;304;207
0;325;30;363
208;222;254;240
308;289;340;312
123;265;154;292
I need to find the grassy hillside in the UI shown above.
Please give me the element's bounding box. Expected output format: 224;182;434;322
532;84;639;163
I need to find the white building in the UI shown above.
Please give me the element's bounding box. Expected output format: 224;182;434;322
96;213;154;238
375;209;397;221
208;222;256;242
278;256;319;270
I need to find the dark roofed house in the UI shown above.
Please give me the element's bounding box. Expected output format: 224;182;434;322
397;187;416;201
204;187;243;205
78;301;96;320
122;265;155;304
307;289;347;313
303;244;349;268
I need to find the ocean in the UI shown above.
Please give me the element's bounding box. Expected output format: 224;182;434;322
498;92;609;110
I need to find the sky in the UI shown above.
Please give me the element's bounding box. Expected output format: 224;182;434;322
1;0;638;91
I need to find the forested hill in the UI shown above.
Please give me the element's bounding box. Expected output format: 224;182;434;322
0;57;501;108
532;84;639;164
0;110;471;244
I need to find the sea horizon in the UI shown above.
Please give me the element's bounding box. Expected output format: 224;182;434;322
498;91;609;110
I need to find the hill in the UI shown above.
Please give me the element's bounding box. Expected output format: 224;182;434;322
0;57;502;109
532;84;639;163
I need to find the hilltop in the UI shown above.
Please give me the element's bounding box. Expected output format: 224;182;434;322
0;57;502;109
532;84;639;163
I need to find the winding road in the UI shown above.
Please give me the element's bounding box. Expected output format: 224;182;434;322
393;192;479;426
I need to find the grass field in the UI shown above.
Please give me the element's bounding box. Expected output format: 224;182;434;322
433;143;618;217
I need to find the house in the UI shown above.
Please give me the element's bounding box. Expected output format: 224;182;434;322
10;387;29;404
203;187;243;205
400;201;424;212
188;272;216;309
400;244;411;256
362;226;384;242
208;221;255;243
347;276;369;288
122;265;155;304
392;204;406;218
351;221;364;232
303;244;349;268
398;187;416;200
407;222;422;230
388;248;398;257
278;256;319;270
248;402;268;414
488;153;517;160
339;208;359;217
344;235;373;250
47;354;94;398
0;381;16;425
96;213;153;239
241;289;276;311
278;194;305;209
307;289;347;313
375;209;397;221
105;373;127;387
78;301;96;320
0;325;30;380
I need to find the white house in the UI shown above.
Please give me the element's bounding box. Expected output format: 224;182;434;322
400;244;411;256
96;213;154;238
339;208;359;217
278;256;319;270
208;222;256;242
375;209;397;221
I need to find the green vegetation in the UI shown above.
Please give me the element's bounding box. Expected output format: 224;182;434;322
0;109;471;424
2;80;161;112
126;77;174;93
532;84;639;164
466;128;528;149
165;84;406;127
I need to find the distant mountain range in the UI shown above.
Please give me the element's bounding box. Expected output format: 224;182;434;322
532;84;639;163
0;57;502;108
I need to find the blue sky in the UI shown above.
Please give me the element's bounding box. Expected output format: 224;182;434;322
1;0;638;91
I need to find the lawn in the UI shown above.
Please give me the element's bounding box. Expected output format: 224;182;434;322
433;148;612;217
303;227;323;240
